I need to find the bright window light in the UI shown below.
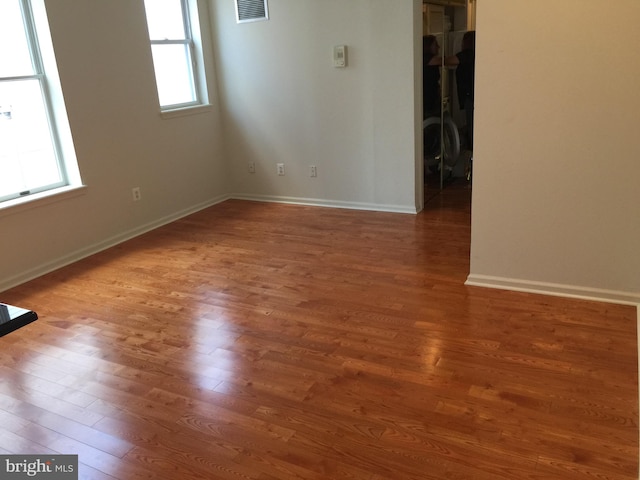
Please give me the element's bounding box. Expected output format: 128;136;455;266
144;0;203;110
0;0;75;204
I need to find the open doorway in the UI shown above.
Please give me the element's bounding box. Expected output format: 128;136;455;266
422;0;476;204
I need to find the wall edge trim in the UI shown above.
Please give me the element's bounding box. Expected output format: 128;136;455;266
465;274;640;306
0;194;230;294
231;194;418;214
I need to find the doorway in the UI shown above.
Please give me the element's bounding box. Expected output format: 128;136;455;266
422;0;476;204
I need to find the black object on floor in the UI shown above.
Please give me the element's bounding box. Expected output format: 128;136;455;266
0;303;38;337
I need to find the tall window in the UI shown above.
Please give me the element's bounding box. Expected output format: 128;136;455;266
144;0;207;110
0;0;72;204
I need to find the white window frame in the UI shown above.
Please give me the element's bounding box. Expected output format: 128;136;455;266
0;0;81;209
144;0;210;113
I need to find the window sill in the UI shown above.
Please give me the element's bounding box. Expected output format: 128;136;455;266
160;104;212;119
0;185;87;219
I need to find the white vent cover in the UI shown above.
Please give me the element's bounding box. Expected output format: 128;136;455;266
235;0;269;23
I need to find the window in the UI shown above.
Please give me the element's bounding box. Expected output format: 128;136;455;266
0;0;78;204
143;0;208;110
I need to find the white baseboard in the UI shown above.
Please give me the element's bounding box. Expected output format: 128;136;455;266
231;193;418;214
1;193;418;293
465;274;640;306
0;194;230;293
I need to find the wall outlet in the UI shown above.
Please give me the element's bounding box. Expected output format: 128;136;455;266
248;161;256;173
310;165;317;177
132;187;141;201
277;163;285;176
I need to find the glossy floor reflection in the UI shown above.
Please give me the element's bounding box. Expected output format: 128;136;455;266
1;198;637;480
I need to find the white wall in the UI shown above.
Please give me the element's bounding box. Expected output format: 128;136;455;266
0;0;228;292
209;0;420;213
6;0;636;306
468;0;640;303
1;0;422;293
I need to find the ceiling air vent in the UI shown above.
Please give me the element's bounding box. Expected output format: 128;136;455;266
236;0;269;24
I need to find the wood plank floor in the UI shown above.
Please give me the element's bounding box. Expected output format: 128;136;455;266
1;189;637;479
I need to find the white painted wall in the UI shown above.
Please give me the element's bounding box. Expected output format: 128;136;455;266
5;0;636;306
0;0;228;291
1;0;421;293
209;0;420;212
468;0;640;303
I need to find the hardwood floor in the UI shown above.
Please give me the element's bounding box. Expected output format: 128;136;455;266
1;191;637;479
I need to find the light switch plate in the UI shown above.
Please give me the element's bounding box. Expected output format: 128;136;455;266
333;45;347;68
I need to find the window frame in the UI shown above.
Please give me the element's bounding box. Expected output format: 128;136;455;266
145;0;209;112
0;0;71;204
